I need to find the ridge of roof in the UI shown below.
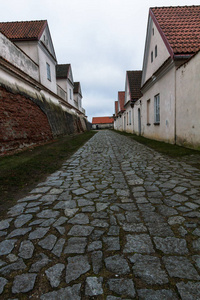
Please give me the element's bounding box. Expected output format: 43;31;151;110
150;5;200;56
0;20;47;41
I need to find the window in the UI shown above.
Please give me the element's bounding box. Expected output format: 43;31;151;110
46;63;51;81
147;99;150;125
151;51;153;63
155;45;157;57
154;94;160;124
127;112;128;125
69;89;72;100
152;28;154;36
129;110;131;125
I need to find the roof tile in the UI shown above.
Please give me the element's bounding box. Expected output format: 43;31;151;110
127;71;142;100
92;117;114;124
0;20;47;40
118;91;125;112
151;6;200;54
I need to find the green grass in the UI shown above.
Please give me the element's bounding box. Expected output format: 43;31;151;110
0;131;96;216
114;130;200;157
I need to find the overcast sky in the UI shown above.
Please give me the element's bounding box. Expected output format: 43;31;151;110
1;0;199;122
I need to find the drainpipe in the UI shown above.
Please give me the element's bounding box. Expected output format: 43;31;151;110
174;66;177;145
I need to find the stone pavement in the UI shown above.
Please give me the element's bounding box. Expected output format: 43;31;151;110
0;130;200;299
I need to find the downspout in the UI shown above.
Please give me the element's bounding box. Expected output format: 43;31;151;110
174;64;177;145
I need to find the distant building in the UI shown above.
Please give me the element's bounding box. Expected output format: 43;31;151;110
92;116;114;129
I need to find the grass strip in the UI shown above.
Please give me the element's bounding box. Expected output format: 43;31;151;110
0;131;96;216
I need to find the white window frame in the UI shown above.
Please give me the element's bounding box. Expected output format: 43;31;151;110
129;110;131;125
154;94;160;124
46;63;51;81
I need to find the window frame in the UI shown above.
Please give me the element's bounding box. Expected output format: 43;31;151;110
46;62;51;81
155;45;157;58
151;51;153;63
154;94;160;124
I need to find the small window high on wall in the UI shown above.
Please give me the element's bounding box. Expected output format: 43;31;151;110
46;63;51;81
154;94;160;124
155;45;157;58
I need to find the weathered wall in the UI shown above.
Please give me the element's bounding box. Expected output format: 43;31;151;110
0;85;53;155
0;83;90;155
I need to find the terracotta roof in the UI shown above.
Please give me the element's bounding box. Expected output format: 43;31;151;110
0;20;47;40
92;117;114;124
118;91;125;112
56;64;70;79
115;101;118;115
127;71;143;100
150;6;200;55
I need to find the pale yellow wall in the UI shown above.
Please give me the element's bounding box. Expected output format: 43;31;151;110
140;67;176;143
144;19;170;84
15;40;39;65
176;52;200;149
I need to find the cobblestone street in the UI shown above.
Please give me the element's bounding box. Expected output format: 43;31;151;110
0;130;200;299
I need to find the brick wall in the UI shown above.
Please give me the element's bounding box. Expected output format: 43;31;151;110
0;86;53;155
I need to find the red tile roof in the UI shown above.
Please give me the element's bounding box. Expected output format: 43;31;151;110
92;117;114;124
118;91;125;112
150;6;200;55
127;71;143;100
115;101;118;115
0;20;47;41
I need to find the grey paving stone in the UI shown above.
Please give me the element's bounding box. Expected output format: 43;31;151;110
91;251;103;274
40;217;56;227
103;237;120;251
88;241;102;252
8;227;32;238
153;237;188;254
193;238;200;251
68;213;89;224
124;234;154;253
30;186;51;194
118;203;137;211
52;238;65;257
0;258;26;275
0;277;7;294
40;283;81;300
0;239;17;256
29;253;51;272
147;223;174;237
64;237;87;254
66;255;90;283
8;203;27;216
25;207;40;213
105;255;130;274
64;208;79;217
138;289;178;300
163;256;200;280
176;282;200;300
78;199;93;206
68;225;94;236
107;278;135;298
171;194;188;202
157;205;178;216
91;219;109;227
19;240;34;259
28;227;49;240
45;263;65;288
55;226;65;235
18;194;41;202
72;188;88;195
106;297;121;300
107;226;120;235
37;209;59;219
130;254;168;284
7;254;18;262
53;216;68;227
122;223;147;233
168;216;185;225
85;277;103;296
0;219;12;231
38;234;57;250
82;206;95;212
192;255;200;269
14;214;33;228
96;202;109;212
12;273;37;293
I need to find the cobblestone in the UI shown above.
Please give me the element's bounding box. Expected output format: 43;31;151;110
0;130;200;298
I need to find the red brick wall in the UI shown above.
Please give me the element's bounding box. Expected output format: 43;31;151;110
0;86;53;155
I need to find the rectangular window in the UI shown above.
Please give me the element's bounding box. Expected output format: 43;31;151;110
69;89;72;99
151;51;153;63
46;63;51;81
155;45;157;57
147;99;150;125
129;110;131;125
127;112;128;125
154;94;160;124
